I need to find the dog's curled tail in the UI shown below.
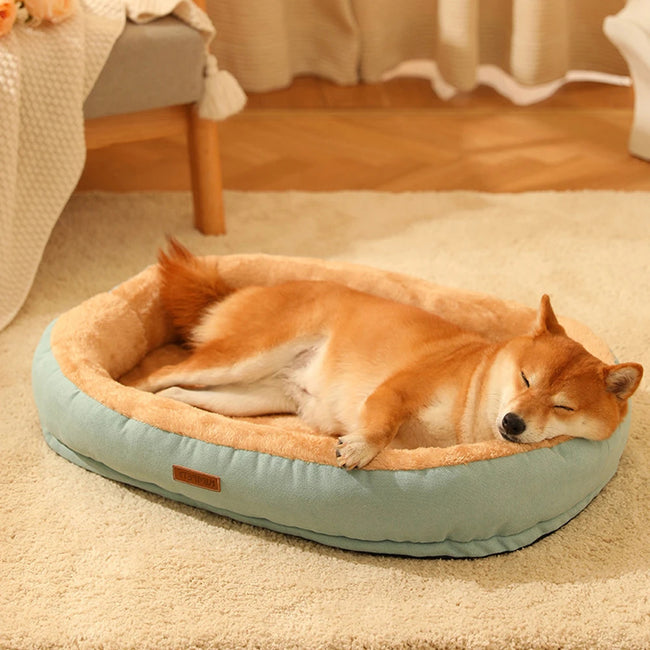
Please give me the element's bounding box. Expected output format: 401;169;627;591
157;237;231;342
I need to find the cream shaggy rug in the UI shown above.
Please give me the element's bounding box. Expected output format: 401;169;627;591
1;190;649;650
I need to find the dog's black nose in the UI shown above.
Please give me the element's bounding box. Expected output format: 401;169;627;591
502;412;526;436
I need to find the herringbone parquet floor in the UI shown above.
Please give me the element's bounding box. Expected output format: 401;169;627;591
78;77;650;193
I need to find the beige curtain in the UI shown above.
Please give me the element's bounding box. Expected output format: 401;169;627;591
207;0;629;100
206;0;359;91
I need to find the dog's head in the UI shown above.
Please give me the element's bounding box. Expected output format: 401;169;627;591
494;295;643;444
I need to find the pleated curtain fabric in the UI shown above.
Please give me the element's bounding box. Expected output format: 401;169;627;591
207;0;628;99
205;0;360;91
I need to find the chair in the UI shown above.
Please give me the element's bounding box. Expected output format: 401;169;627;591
83;1;225;235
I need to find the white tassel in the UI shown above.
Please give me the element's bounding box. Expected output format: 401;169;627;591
198;54;247;120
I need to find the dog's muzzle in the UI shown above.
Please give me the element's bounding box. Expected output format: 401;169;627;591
500;412;526;442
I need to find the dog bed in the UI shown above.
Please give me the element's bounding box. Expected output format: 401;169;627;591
32;254;630;557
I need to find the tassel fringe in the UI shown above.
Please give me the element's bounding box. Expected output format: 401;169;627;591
198;54;247;121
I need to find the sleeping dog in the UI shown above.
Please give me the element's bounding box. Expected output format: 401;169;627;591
131;239;643;469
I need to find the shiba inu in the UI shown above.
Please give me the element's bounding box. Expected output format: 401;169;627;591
131;240;643;469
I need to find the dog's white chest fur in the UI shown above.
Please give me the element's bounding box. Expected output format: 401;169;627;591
409;393;459;447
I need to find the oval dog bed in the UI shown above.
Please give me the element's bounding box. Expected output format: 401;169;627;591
32;255;631;557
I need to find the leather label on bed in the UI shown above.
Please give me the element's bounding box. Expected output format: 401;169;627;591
172;465;221;492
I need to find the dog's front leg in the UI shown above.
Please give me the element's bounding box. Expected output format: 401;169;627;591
336;374;418;469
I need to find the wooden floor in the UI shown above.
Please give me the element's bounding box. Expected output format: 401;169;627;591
77;77;650;193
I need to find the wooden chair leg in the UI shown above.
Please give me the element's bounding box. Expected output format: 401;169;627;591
187;106;226;235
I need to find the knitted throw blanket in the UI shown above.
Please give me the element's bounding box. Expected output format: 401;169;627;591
0;0;245;331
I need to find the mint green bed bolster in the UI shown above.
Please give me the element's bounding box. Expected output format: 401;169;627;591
33;320;629;558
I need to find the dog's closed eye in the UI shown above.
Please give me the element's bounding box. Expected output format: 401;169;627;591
521;371;530;388
553;404;575;412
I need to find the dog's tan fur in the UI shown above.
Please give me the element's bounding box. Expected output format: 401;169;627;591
132;240;643;469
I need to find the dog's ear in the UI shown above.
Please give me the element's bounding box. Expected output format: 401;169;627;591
604;363;644;400
533;295;566;336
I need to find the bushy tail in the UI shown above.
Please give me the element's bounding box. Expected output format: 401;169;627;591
157;238;231;342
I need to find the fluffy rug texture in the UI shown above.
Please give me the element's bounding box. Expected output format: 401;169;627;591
2;190;649;649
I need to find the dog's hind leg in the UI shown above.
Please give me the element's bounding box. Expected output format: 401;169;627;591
134;357;247;394
132;336;323;395
156;381;295;417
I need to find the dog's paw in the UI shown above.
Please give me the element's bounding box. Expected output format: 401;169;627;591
336;434;380;470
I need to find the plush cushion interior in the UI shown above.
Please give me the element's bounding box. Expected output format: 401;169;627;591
50;254;614;471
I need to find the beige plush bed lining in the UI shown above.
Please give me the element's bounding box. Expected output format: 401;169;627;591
50;255;614;471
